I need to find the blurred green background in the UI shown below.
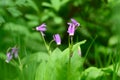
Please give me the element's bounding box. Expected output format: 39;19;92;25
0;0;120;80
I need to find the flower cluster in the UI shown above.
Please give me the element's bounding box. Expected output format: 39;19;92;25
36;24;61;45
35;18;80;45
6;47;18;63
5;18;80;63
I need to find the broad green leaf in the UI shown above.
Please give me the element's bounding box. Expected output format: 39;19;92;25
35;61;47;80
70;47;84;80
54;40;86;80
21;52;49;65
35;40;86;80
81;67;104;80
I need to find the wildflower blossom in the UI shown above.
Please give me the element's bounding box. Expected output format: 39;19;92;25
67;23;75;36
36;23;47;36
67;18;80;36
5;52;13;63
53;34;61;45
5;47;18;63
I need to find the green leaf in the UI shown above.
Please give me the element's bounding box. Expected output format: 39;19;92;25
35;40;86;80
27;0;40;13
0;52;6;60
108;36;118;46
81;67;104;80
42;2;51;8
50;0;61;11
22;52;49;65
25;14;39;20
7;7;22;17
35;61;47;80
0;16;5;24
4;22;30;36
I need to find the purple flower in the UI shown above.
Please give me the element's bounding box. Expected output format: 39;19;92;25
5;52;13;63
5;46;19;63
36;23;46;32
36;23;47;36
11;47;18;58
53;34;61;45
67;23;75;36
67;18;80;36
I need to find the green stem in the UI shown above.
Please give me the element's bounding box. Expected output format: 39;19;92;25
17;56;24;80
41;32;51;55
18;56;22;71
67;36;73;80
48;40;54;53
84;35;97;62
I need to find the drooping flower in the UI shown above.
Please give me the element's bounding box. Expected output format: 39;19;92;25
5;46;19;63
53;34;61;45
11;47;18;58
5;52;13;63
67;18;80;36
36;23;47;36
67;23;75;36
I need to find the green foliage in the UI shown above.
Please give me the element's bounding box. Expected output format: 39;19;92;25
35;40;85;80
0;0;120;80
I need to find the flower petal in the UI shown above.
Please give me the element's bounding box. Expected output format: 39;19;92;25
67;23;75;36
36;23;47;32
71;18;80;27
53;34;61;45
5;52;13;63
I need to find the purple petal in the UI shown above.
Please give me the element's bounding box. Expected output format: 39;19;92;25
11;47;18;58
36;23;47;32
5;52;13;63
71;18;80;27
67;23;75;36
53;34;61;45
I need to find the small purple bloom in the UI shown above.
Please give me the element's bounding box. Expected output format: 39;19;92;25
36;23;46;32
5;52;13;63
11;47;18;58
67;23;75;36
53;34;61;45
67;18;80;36
36;23;47;36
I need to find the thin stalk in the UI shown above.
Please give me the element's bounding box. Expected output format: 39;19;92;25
17;56;24;80
40;32;51;55
18;56;22;71
84;35;97;62
48;40;54;53
67;36;73;80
